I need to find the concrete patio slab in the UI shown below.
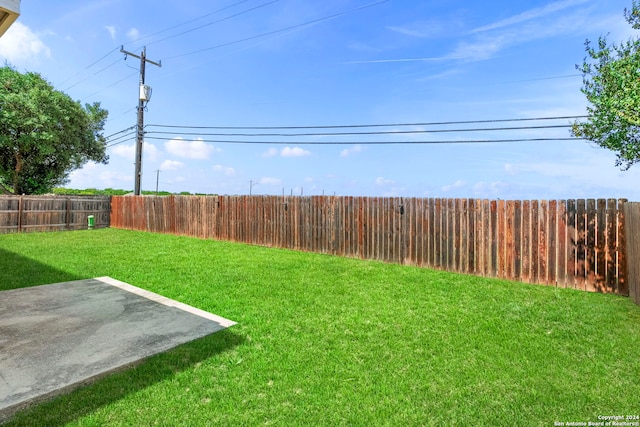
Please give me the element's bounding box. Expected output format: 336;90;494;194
0;277;235;422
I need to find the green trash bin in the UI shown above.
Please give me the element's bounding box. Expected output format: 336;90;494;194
88;215;95;229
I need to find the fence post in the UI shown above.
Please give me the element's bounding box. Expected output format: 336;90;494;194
17;195;23;233
66;197;71;230
624;202;640;305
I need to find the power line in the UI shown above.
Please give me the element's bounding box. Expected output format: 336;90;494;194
62;58;124;92
164;0;390;60
74;1;254;73
105;136;136;148
58;1;254;90
59;2;275;99
85;47;121;70
126;0;253;47
145;124;574;138
104;125;137;140
146;115;587;130
144;136;582;145
57;48;120;88
146;0;279;48
81;71;139;101
105;132;138;148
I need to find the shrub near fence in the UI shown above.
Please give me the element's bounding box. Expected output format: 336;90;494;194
0;196;111;234
111;195;632;296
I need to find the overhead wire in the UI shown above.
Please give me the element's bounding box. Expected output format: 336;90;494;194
125;0;253;47
143;136;583;145
59;1;274;95
145;0;279;48
140;115;584;146
104;126;137;140
62;58;126;92
145;115;587;131
106;132;138;148
144;124;575;138
163;0;391;60
85;47;121;70
81;71;139;102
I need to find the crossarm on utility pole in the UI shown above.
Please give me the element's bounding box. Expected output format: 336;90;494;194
120;46;162;196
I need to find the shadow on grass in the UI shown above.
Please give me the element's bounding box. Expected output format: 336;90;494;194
0;248;82;291
4;329;244;426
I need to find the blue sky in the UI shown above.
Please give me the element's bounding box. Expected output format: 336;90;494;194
2;0;640;200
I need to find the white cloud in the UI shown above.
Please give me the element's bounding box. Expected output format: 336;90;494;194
473;181;510;198
112;142;160;161
105;25;116;40
375;177;395;186
164;138;214;160
260;177;282;186
160;160;184;171
386;19;448;39
0;22;50;64
449;38;504;62
264;146;316;158
112;144;134;158
281;146;311;157
169;176;187;184
127;28;140;40
213;164;236;176
442;179;466;192
470;0;588;34
504;163;518;176
68;162;131;189
98;171;132;186
340;144;363;158
386;25;430;38
347;41;380;52
448;0;591;62
263;147;279;158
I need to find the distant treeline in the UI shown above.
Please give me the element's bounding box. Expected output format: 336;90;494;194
53;188;216;196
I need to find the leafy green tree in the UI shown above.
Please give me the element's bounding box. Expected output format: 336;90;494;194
572;1;640;169
0;66;108;194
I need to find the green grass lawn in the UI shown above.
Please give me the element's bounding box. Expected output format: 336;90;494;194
1;228;639;426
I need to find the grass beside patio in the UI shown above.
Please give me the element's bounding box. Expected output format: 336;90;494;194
1;228;639;426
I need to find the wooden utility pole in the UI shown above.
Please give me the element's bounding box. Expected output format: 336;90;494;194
120;46;161;195
155;169;161;195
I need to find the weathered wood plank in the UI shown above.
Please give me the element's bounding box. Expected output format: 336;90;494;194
478;200;488;276
513;200;522;282
618;199;629;297
586;199;597;292
596;199;607;291
556;200;568;288
497;200;506;279
565;199;577;289
548;200;557;286
489;200;498;277
538;200;548;285
575;199;586;291
606;198;617;293
505;200;515;281
521;200;531;283
467;199;475;274
624;202;639;304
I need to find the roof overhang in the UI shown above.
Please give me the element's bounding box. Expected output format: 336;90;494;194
0;0;20;37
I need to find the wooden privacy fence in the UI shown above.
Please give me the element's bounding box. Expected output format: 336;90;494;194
111;195;633;296
0;195;111;234
625;203;640;304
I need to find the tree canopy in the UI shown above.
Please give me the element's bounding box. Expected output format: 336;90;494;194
572;1;640;169
0;67;108;194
